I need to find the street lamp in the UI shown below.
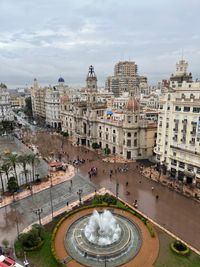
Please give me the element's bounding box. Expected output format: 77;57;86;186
77;189;83;205
33;208;43;225
49;174;53;220
15;217;19;239
116;180;119;198
23;251;29;267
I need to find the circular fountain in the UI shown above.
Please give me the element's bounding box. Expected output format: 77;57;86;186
64;209;142;267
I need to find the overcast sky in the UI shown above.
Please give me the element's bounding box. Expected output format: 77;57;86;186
0;0;200;88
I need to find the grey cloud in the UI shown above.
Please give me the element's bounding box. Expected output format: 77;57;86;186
0;0;200;87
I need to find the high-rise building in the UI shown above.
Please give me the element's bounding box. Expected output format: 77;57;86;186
154;60;200;189
114;61;138;77
106;61;146;97
31;78;46;121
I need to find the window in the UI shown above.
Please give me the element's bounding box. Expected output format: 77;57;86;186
171;159;177;166
193;107;200;113
175;106;181;111
134;132;137;137
159;105;163;110
183;106;190;112
113;136;116;143
127;140;131;147
128;116;131;123
99;126;101;130
188;165;194;171
113;129;116;134
179;162;185;168
134;139;137;146
106;128;108;131
135;116;138;123
99;132;101;138
127;132;131;137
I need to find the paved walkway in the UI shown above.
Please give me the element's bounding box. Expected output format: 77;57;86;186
0;165;75;208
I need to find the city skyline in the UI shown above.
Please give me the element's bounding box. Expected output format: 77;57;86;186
0;0;200;87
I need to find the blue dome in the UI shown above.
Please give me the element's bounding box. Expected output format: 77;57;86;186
58;77;65;83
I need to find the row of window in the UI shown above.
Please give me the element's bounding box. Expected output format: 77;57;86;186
175;106;200;113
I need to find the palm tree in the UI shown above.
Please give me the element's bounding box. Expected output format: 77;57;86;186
1;162;12;190
6;153;19;185
0;168;4;194
18;154;30;185
28;154;40;183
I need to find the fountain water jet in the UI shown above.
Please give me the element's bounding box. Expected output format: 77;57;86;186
84;210;121;246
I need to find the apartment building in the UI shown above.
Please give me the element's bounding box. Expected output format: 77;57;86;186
154;60;200;188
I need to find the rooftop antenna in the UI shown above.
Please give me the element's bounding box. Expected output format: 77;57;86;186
181;48;184;60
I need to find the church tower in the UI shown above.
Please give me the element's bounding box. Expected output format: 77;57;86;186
86;65;97;104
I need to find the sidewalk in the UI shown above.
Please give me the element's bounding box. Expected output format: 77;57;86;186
142;166;200;201
0;165;75;209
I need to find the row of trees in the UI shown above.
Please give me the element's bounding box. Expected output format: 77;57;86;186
0;152;40;194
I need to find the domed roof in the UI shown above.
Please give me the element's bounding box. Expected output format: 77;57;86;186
126;97;139;112
58;77;65;83
61;95;69;103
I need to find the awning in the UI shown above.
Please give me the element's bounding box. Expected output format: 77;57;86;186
184;170;195;177
107;111;113;116
49;161;63;168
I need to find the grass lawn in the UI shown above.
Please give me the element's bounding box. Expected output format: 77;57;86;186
154;227;200;267
15;231;60;267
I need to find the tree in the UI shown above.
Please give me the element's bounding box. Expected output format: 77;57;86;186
92;142;100;149
6;153;19;185
104;147;111;155
18;154;30;184
7;176;19;195
28;154;40;183
1;163;12;192
24;97;33;118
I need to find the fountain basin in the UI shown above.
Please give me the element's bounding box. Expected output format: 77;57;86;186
64;210;142;267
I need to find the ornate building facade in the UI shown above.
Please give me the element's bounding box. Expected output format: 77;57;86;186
61;66;157;160
154;60;200;188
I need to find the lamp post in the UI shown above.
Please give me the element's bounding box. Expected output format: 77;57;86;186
23;251;29;267
33;208;43;225
15;217;19;239
77;189;83;205
49;174;53;220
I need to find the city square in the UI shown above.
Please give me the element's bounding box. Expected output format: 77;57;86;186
0;1;200;266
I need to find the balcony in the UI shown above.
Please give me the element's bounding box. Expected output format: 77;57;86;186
154;147;162;155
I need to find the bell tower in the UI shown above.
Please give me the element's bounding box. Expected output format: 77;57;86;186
86;65;97;104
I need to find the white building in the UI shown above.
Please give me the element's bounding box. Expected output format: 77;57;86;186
0;83;13;122
61;66;157;160
154;60;200;188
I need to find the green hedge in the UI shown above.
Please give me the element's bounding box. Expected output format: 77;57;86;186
23;240;45;251
170;240;190;256
51;195;157;264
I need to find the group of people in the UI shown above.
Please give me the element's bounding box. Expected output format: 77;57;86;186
88;167;98;178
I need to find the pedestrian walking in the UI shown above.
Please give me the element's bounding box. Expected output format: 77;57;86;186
67;201;69;206
126;181;129;186
156;195;159;200
151;186;154;191
70;179;72;187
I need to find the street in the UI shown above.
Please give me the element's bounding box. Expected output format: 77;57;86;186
0;173;97;245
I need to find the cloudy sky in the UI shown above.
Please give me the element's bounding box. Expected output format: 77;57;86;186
0;0;200;87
